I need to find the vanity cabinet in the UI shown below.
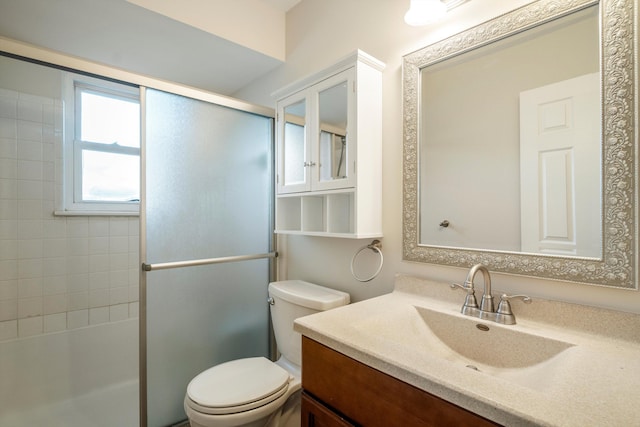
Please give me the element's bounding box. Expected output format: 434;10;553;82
274;50;384;238
301;337;501;427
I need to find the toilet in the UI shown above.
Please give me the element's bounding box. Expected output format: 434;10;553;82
184;280;350;427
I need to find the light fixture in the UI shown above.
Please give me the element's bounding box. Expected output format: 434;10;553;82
404;0;447;26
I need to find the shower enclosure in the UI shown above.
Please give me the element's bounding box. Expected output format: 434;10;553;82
0;53;275;427
141;88;275;426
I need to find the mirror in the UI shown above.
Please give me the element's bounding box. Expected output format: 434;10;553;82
283;99;306;187
402;0;638;288
319;80;348;182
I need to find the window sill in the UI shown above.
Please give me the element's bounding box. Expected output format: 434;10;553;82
54;210;140;217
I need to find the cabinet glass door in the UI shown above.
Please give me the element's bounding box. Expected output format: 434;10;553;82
278;94;309;193
315;69;355;190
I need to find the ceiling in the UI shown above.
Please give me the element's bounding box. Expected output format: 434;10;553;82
0;0;300;95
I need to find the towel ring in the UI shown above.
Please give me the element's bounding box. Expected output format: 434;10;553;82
350;240;383;282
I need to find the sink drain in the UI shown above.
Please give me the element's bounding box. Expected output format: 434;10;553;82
476;324;490;332
466;364;480;371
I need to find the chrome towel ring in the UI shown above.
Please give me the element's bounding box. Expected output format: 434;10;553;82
350;239;383;282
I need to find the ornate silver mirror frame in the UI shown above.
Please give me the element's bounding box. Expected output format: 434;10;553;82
402;0;638;288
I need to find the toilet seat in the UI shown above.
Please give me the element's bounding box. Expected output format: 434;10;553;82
186;357;291;416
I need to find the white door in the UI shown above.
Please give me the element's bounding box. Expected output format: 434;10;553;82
520;72;601;257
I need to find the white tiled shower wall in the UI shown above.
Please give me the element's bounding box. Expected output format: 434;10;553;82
0;88;139;341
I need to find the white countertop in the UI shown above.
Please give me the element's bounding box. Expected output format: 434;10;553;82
294;274;640;426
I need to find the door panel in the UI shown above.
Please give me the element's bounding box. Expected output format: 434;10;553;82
141;88;274;426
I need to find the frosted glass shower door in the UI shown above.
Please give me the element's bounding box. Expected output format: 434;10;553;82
141;88;274;427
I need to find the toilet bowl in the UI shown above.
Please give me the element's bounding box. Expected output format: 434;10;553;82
184;280;350;427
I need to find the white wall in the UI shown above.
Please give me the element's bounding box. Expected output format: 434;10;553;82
236;0;640;313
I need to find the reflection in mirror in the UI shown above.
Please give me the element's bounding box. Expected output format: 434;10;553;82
419;6;601;257
283;100;306;186
403;0;638;288
319;81;348;182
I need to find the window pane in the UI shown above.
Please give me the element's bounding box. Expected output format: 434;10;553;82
80;90;140;148
82;150;140;202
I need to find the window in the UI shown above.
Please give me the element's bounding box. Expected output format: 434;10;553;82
63;74;140;214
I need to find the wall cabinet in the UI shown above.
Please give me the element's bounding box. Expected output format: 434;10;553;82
301;337;501;427
274;50;384;238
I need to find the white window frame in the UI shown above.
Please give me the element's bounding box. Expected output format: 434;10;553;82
62;73;140;215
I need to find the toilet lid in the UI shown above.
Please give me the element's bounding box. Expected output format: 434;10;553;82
187;357;290;413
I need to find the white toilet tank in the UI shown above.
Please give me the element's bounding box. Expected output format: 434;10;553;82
268;280;349;367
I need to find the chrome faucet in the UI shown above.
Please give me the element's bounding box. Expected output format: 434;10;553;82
451;264;531;325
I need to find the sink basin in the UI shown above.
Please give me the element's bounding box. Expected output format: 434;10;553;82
353;304;576;374
414;306;575;369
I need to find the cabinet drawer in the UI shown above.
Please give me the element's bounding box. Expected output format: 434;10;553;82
302;337;501;427
302;391;355;427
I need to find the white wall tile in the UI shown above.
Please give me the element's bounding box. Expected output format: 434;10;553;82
89;289;109;308
42;258;66;277
67;309;88;329
43;313;66;333
18;219;43;239
109;270;128;288
0;97;17;119
89;217;109;237
128;302;139;318
0;159;17;180
17;120;42;142
109;217;129;236
0;118;17;139
109;287;129;305
42;218;66;238
0;239;17;259
67;238;89;256
0;178;17;200
43;294;66;314
17;199;42;219
109;303;129;322
89;306;109;325
89;237;109;254
66;217;88;237
89;254;109;273
0;138;17;159
43;238;66;258
17;179;43;200
43;275;66;295
0;320;17;341
89;271;109;290
67;255;89;275
0;220;17;239
17;160;42;181
0;299;17;321
0;199;17;219
109;236;128;254
67;274;88;293
17;141;42;161
18;296;42;317
109;253;128;270
1;259;18;280
0;280;17;300
17;277;42;299
18;258;42;279
17;100;43;123
18;316;42;337
18;239;42;259
128;285;139;302
67;291;88;311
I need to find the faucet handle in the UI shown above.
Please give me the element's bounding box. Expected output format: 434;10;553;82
450;282;479;311
450;282;471;292
496;294;531;315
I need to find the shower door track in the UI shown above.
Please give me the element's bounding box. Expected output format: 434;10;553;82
142;251;278;271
